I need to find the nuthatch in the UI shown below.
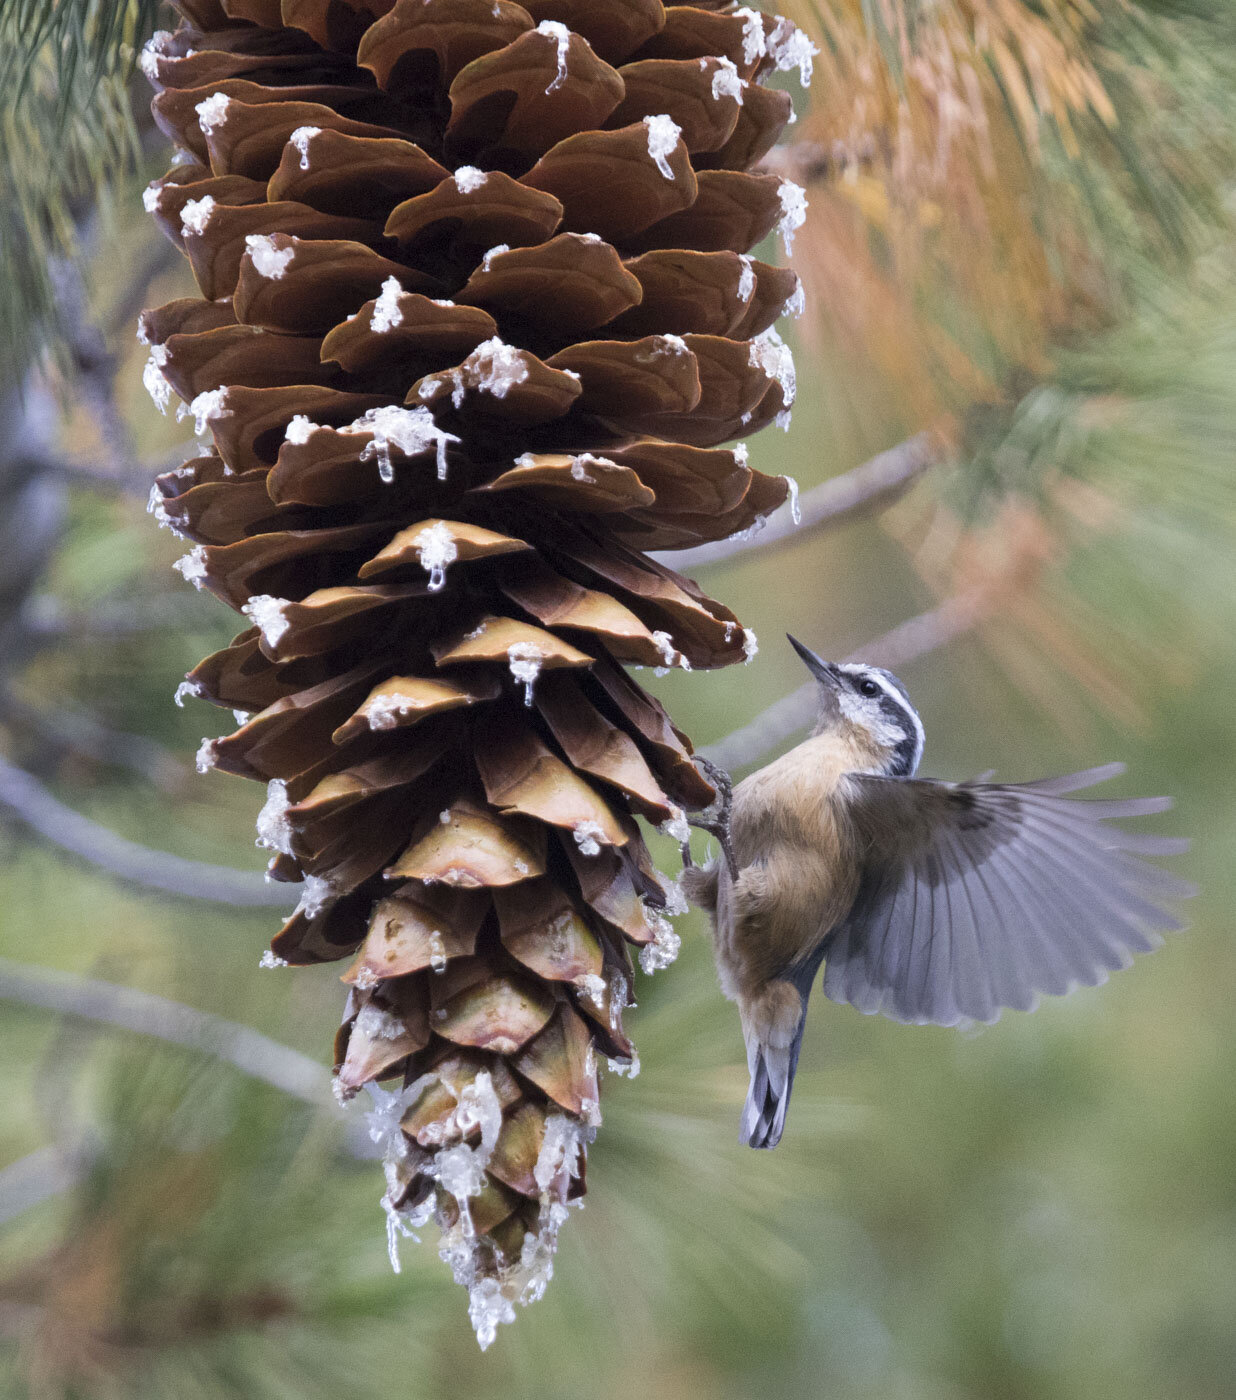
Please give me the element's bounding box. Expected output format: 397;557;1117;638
682;635;1194;1150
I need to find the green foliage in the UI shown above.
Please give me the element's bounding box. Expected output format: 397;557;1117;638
956;231;1236;695
0;1041;459;1400
792;0;1236;496
0;0;164;103
0;0;163;383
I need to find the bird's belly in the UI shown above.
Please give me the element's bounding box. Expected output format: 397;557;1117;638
718;846;853;996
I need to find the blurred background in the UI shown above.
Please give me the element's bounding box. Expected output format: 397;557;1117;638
1;2;1234;1397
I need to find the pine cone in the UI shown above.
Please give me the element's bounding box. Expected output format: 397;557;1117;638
141;0;810;1345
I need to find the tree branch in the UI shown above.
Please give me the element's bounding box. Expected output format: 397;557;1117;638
0;956;330;1106
50;253;139;481
0;960;381;1216
33;439;199;500
655;432;943;573
40;451;153;496
2;690;190;793
104;234;181;341
0;1144;89;1227
36;237;192;500
699;595;986;773
24;592;208;640
0;755;291;906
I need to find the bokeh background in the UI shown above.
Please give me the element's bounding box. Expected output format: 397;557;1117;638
1;2;1234;1397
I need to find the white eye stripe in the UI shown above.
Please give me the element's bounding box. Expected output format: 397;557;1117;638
841;663;925;776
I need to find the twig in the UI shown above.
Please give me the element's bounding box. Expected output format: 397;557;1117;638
758;139;878;185
41;452;152;496
2;690;189;793
656;432;943;573
104;234;181;341
49;254;138;478
0;382;67;680
853;595;987;671
23;592;208;639
699;595;986;773
0;959;381;1214
0;1144;90;1227
39;241;194;500
36;439;201;499
0;755;291;906
0;957;330;1106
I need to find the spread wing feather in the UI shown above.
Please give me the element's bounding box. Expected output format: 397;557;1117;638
821;764;1194;1027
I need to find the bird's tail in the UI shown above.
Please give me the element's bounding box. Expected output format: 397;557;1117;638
739;984;810;1150
740;1019;807;1149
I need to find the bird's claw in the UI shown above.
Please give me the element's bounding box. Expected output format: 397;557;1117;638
688;755;739;880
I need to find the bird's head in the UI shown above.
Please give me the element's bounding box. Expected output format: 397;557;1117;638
787;634;924;778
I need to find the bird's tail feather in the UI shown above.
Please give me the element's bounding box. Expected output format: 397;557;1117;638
740;956;826;1150
740;1011;808;1150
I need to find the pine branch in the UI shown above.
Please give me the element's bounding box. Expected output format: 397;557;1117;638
0;959;380;1226
0;2;162;381
657;432;943;572
38;453;153;496
0;1143;87;1226
0;956;330;1106
24;593;206;639
0;0;164;113
50;252;140;480
2;690;189;792
36;437;202;498
699;595;986;772
0;755;291;906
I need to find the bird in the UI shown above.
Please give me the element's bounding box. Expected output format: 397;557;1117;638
681;634;1194;1151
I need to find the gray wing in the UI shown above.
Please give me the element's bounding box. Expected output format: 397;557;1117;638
821;764;1194;1027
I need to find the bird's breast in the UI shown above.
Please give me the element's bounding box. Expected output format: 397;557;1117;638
731;734;864;867
721;735;866;986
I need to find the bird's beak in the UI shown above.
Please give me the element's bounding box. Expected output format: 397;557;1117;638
786;634;841;687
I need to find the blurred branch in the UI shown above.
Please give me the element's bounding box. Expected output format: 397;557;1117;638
2;689;189;792
23;591;208;638
0;1143;89;1226
0;958;381;1221
758;138;871;185
0;754;291;906
49;226;188;495
104;233;181;339
52;252;138;471
38;439;201;498
699;594;988;772
657;432;944;573
42;451;153;496
0;956;331;1106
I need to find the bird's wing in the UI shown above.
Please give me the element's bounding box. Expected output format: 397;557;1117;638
820;763;1194;1027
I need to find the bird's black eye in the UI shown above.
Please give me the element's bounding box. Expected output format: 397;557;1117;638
857;677;881;697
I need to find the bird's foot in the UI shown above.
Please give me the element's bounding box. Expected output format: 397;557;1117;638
688;755;739;880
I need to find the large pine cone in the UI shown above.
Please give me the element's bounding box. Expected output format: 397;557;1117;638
141;0;809;1345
